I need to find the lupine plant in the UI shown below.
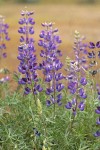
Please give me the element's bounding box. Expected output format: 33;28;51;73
0;15;10;59
87;41;100;80
94;84;100;137
0;15;10;84
17;9;42;98
1;9;100;150
38;22;64;115
65;31;88;117
87;42;100;137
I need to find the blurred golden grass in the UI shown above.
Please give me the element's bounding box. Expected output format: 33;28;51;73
0;3;100;72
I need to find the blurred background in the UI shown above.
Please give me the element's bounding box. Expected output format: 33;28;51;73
0;0;100;72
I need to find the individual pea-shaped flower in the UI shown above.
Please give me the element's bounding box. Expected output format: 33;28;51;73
94;131;100;137
80;77;87;86
88;51;95;59
56;83;64;92
46;100;51;107
79;88;87;99
68;81;77;94
24;87;31;95
95;106;100;114
65;101;72;109
78;101;85;111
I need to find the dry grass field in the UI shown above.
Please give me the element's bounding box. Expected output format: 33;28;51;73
0;3;100;72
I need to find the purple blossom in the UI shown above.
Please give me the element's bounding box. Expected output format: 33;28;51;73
94;131;100;137
56;83;64;92
89;42;95;49
95;107;100;114
80;77;87;86
46;100;51;106
46;87;53;95
78;101;85;111
79;88;87;99
24;87;31;95
65;102;72;109
35;84;43;92
88;51;95;59
89;41;100;49
55;73;64;81
96;117;100;125
57;93;62;104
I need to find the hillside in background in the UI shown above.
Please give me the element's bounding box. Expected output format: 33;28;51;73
0;0;100;4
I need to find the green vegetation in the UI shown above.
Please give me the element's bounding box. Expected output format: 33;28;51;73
0;79;100;150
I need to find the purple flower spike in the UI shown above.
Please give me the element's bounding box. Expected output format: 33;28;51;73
39;22;64;107
0;15;10;59
94;131;100;137
65;31;88;115
18;9;42;95
65;102;72;109
95;107;100;114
